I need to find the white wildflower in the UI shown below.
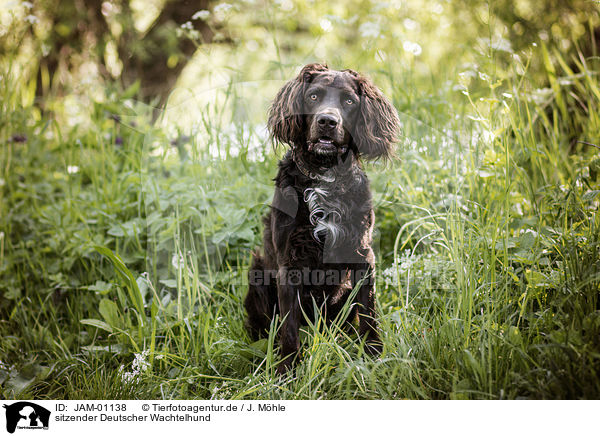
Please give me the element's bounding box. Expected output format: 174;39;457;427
478;71;491;82
320;18;332;32
213;3;233;20
513;202;523;216
359;21;380;38
403;18;418;30
490;37;513;53
171;252;184;270
381;251;421;287
524;229;538;238
381;265;398;287
214;2;232;13
119;349;151;383
132;349;151;373
398;250;420;273
402;41;422;56
192;10;210;20
120;352;149;382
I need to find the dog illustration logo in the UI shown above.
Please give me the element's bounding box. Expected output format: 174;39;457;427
3;402;50;433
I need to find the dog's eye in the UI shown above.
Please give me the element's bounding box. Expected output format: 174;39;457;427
310;94;318;101
345;99;354;105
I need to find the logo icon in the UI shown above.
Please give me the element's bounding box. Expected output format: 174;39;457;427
2;402;50;434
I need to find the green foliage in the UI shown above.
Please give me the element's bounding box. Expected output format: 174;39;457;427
1;2;600;400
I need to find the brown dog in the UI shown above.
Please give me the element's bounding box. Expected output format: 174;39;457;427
244;63;399;373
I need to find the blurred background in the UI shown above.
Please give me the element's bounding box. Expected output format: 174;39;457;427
2;0;599;126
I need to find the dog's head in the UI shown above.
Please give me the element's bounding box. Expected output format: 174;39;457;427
268;63;399;160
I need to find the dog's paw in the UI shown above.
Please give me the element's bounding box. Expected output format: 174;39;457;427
276;358;293;376
365;336;383;356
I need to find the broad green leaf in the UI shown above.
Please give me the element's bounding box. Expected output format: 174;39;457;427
99;298;122;329
80;318;114;333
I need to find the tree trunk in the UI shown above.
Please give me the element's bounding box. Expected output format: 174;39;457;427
118;0;213;112
34;0;215;116
35;0;110;103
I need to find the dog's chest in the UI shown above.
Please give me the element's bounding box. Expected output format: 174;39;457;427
302;181;358;246
303;183;348;245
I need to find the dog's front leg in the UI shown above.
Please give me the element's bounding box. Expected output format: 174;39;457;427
276;266;302;374
352;260;382;355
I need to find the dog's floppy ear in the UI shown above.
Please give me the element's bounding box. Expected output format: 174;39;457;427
351;71;400;160
268;63;329;147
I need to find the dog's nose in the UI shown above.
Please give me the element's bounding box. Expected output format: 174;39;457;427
316;113;339;129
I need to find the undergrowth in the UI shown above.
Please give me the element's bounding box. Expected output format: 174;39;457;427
1;39;599;399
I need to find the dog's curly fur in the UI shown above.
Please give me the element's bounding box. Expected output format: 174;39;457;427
244;63;400;373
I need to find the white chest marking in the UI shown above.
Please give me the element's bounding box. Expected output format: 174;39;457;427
303;186;343;245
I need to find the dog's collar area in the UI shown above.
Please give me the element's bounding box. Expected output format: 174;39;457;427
292;146;354;183
292;147;336;182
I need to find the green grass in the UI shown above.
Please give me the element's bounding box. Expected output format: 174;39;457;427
1;38;600;399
